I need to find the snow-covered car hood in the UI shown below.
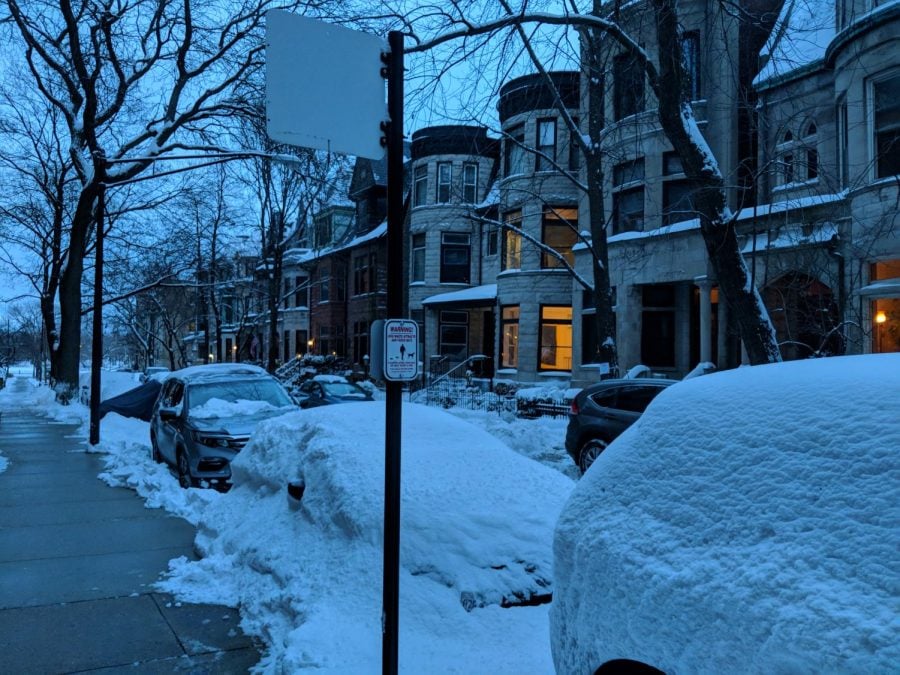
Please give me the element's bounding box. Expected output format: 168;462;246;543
187;406;296;436
550;354;900;674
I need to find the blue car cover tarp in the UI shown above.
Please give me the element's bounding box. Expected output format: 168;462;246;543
99;380;162;421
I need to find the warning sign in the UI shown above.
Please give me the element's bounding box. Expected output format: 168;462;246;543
384;320;419;382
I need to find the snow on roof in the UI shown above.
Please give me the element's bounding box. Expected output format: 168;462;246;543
168;363;269;382
741;221;837;254
573;192;846;251
858;277;900;297
311;374;349;383
422;283;497;306
754;0;835;87
551;354;900;673
476;181;501;209
169;402;573;671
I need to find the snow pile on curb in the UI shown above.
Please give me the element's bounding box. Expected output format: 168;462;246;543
159;402;575;672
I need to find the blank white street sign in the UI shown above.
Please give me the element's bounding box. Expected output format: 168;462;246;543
383;320;419;382
266;11;387;159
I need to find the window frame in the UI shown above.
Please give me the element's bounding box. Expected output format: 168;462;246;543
438;310;469;360
411;233;426;282
612;187;645;234
436;161;452;203
439;232;471;284
662;180;697;226
541;207;578;269
614;52;645;121
870;70;900;180
413;163;428;207
500;305;520;369
463;162;478;203
501;210;523;271
538;305;573;372
681;31;701;101
536;117;557;172
504;124;526;176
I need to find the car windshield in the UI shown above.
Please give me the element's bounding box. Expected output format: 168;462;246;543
322;382;368;398
188;379;292;411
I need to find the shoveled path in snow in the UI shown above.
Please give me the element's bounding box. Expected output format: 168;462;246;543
0;378;259;673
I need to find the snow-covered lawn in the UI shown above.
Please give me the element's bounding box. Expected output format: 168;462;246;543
551;354;900;673
0;370;577;672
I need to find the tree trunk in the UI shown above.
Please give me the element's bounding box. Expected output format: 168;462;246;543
652;0;781;365
585;5;618;374
56;187;97;395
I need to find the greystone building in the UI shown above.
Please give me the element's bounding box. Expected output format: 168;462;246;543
410;0;900;386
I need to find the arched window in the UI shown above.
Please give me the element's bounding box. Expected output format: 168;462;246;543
763;272;842;360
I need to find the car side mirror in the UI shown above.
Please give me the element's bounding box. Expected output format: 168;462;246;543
159;407;178;422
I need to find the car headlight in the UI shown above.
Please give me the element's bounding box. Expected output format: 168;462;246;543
191;431;231;447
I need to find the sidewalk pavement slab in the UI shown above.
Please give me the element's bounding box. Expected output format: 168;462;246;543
0;389;260;673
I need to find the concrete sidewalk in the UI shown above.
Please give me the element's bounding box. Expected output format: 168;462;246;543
0;378;260;673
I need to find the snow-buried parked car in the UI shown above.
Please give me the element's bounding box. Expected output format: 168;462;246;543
550;354;900;674
179;402;574;671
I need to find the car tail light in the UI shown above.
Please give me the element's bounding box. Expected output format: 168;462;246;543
569;399;579;415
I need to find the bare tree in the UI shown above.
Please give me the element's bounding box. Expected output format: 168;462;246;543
230;103;351;372
2;0;330;395
0;81;76;383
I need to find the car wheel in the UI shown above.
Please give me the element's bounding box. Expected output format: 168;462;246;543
150;432;163;464
579;439;608;474
177;449;196;489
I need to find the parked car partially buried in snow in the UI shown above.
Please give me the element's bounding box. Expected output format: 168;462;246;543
294;375;373;408
149;364;296;489
565;378;678;473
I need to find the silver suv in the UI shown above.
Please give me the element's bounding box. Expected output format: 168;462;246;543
149;364;295;489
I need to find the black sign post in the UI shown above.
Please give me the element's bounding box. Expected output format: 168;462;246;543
381;30;404;675
89;159;106;447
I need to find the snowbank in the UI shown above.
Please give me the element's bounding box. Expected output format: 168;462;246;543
160;402;575;672
551;354;900;673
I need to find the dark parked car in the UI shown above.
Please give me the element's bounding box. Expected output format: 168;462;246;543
294;376;374;408
565;378;678;473
150;364;296;489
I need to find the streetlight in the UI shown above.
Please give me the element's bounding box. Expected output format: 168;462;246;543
89;149;304;445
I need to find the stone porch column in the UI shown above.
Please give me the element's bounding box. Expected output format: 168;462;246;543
695;276;713;364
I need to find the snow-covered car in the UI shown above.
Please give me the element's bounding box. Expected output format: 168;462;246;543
186;402;574;671
550;354;900;673
149;364;296;489
293;374;374;408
